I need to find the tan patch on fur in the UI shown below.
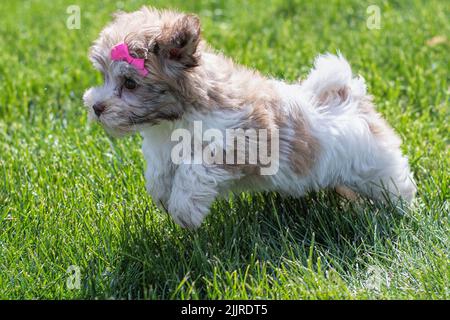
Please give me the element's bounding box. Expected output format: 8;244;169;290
203;141;262;176
207;74;319;177
288;112;320;176
219;95;279;176
317;87;349;106
359;97;401;148
335;185;359;201
220;162;262;176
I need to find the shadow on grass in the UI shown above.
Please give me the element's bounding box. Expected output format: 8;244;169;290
86;191;408;299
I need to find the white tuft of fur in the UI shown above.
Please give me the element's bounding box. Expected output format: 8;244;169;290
302;53;353;101
350;75;368;99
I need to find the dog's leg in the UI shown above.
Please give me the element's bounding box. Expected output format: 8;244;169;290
142;125;178;209
335;185;359;201
167;164;234;228
347;112;416;204
353;149;416;205
145;171;173;209
355;104;416;204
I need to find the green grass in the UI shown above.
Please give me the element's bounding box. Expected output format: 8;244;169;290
0;0;449;299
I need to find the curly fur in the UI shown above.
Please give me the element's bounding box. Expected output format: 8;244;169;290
83;7;416;228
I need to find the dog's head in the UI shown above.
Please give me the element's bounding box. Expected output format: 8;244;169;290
83;7;202;135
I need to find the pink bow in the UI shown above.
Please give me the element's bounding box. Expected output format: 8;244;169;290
110;43;149;77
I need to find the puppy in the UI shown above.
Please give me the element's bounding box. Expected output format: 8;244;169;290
83;7;416;228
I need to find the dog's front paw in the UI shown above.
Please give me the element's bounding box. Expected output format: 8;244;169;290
145;178;171;210
167;198;210;229
147;189;169;212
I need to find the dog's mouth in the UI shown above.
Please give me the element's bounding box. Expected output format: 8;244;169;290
102;125;132;137
100;121;135;137
91;110;137;137
102;113;167;138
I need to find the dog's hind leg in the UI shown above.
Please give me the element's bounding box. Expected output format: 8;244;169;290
335;185;359;201
302;53;416;204
350;100;416;204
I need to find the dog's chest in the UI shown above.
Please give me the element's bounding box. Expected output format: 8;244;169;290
141;127;175;171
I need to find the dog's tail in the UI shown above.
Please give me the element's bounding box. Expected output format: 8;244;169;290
302;53;367;108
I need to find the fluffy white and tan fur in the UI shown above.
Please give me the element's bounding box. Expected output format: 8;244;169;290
83;7;416;228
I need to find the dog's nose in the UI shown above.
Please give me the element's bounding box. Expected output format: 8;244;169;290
93;103;106;117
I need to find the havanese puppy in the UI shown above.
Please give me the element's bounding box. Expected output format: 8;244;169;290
83;7;416;228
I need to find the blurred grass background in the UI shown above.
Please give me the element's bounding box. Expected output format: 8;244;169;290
0;0;448;299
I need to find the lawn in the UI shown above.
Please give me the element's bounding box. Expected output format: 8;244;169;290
0;0;448;299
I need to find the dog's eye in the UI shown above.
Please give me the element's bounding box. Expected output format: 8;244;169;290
124;78;137;90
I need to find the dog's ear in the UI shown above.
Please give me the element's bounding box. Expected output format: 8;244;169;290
154;14;201;71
